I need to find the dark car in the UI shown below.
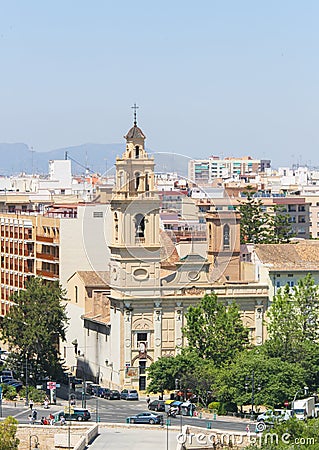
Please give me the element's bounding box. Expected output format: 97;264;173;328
127;412;163;425
121;389;139;401
58;408;91;422
99;388;110;398
109;389;121;400
148;400;165;412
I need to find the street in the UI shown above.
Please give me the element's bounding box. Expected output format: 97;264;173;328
1;395;248;434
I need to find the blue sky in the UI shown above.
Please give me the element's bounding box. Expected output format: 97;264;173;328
0;0;318;168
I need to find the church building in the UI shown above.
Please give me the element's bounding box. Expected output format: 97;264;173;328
65;116;268;391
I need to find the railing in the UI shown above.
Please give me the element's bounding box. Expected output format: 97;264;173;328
36;235;54;243
36;270;59;279
36;252;58;261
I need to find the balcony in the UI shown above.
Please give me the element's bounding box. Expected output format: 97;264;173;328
36;270;59;279
36;235;54;243
36;252;58;261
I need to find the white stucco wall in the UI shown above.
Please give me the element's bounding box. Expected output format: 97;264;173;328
59;204;112;289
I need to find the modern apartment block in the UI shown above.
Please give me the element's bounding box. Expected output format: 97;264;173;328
0;201;112;316
188;156;270;185
0;213;60;315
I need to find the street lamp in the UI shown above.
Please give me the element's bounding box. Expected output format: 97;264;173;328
175;378;183;432
29;434;40;449
293;386;309;404
25;352;29;407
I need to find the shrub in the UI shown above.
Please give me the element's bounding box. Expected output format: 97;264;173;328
208;401;220;411
19;386;46;403
1;384;17;401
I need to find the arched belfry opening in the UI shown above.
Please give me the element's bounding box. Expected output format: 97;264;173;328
135;214;145;241
223;224;230;249
135;172;141;191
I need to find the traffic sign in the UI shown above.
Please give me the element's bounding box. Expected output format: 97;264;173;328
284;400;289;407
47;381;56;390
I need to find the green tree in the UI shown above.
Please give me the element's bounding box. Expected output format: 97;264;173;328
183;293;249;366
294;273;319;341
0;277;68;382
216;348;307;409
247;418;319;450
0;417;19;450
147;351;200;395
269;204;294;243
266;275;319;361
266;285;302;361
238;188;293;244
238;187;270;244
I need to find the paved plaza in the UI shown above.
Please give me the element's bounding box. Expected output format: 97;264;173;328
88;426;181;450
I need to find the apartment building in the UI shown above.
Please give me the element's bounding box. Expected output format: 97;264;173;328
0;201;112;316
0;213;60;315
188;156;270;185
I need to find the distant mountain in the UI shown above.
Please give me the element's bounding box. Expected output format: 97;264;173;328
0;143;189;177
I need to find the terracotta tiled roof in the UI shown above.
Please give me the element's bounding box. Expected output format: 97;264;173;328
76;271;110;287
124;125;146;140
160;230;180;269
255;241;319;271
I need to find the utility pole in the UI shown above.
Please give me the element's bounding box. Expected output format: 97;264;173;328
245;370;260;417
25;352;29;407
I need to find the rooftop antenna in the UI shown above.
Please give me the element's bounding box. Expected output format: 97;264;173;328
131;103;139;126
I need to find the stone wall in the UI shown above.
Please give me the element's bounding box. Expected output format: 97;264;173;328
16;424;94;450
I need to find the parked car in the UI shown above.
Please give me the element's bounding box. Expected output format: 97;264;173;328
109;390;121;400
99;388;110;398
127;412;163;425
121;389;139;401
256;409;294;431
58;408;91;422
148;400;165;412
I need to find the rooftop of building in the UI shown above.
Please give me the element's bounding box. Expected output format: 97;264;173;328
255;240;319;271
72;271;110;287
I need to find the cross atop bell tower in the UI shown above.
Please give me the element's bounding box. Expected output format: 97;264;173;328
132;103;139;126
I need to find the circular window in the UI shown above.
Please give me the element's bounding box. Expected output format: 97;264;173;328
133;268;149;280
188;271;200;281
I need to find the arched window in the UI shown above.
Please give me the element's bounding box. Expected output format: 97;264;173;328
145;173;149;192
114;213;119;241
135;214;145;241
208;224;212;246
119;171;125;189
135;146;140;159
223;224;230;249
135;172;140;191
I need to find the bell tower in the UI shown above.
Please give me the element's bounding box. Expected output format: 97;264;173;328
109;107;161;297
206;209;241;281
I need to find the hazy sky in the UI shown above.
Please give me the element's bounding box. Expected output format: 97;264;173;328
0;1;318;168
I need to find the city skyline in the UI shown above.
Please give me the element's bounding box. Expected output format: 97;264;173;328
0;1;318;168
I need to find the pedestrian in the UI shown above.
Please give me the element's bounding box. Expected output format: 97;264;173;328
245;424;251;437
146;394;150;406
29;399;34;411
60;415;66;426
28;414;34;425
49;413;54;425
32;409;37;421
